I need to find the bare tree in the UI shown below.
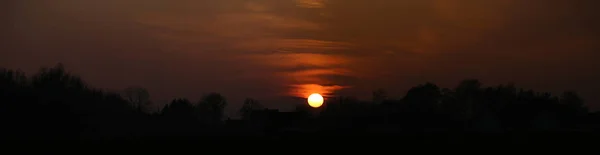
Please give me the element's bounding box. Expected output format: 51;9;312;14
123;86;150;112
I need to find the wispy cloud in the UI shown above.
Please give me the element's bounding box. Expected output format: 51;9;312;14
234;38;351;54
288;84;348;98
295;0;327;8
5;0;600;110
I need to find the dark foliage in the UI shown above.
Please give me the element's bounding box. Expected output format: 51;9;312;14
1;64;599;144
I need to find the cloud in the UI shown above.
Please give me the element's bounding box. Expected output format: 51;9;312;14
316;74;362;87
4;0;600;110
295;0;327;8
233;38;351;54
279;64;338;73
287;84;348;98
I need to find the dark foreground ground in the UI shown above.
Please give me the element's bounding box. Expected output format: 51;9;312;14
7;130;600;145
112;132;599;146
3;131;598;154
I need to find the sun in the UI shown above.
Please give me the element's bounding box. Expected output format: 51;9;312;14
307;93;324;108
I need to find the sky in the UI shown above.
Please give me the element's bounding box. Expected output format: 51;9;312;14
2;0;599;114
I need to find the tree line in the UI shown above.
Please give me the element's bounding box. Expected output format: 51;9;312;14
1;64;599;141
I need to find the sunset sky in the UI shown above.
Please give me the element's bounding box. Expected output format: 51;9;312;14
2;0;599;114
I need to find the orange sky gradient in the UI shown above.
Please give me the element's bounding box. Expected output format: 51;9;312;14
2;0;599;115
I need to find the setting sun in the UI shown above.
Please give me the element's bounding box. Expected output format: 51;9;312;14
307;93;324;108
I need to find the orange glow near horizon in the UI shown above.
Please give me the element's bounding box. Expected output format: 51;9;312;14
244;51;354;99
289;84;346;99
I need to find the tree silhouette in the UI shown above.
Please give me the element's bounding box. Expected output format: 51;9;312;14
559;91;588;127
454;79;483;122
123;86;150;112
239;98;264;120
2;63;600;143
197;92;227;125
0;68;27;87
162;98;195;120
404;83;442;113
372;89;387;104
31;63;87;91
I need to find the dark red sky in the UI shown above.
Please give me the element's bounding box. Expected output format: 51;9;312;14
2;0;599;115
